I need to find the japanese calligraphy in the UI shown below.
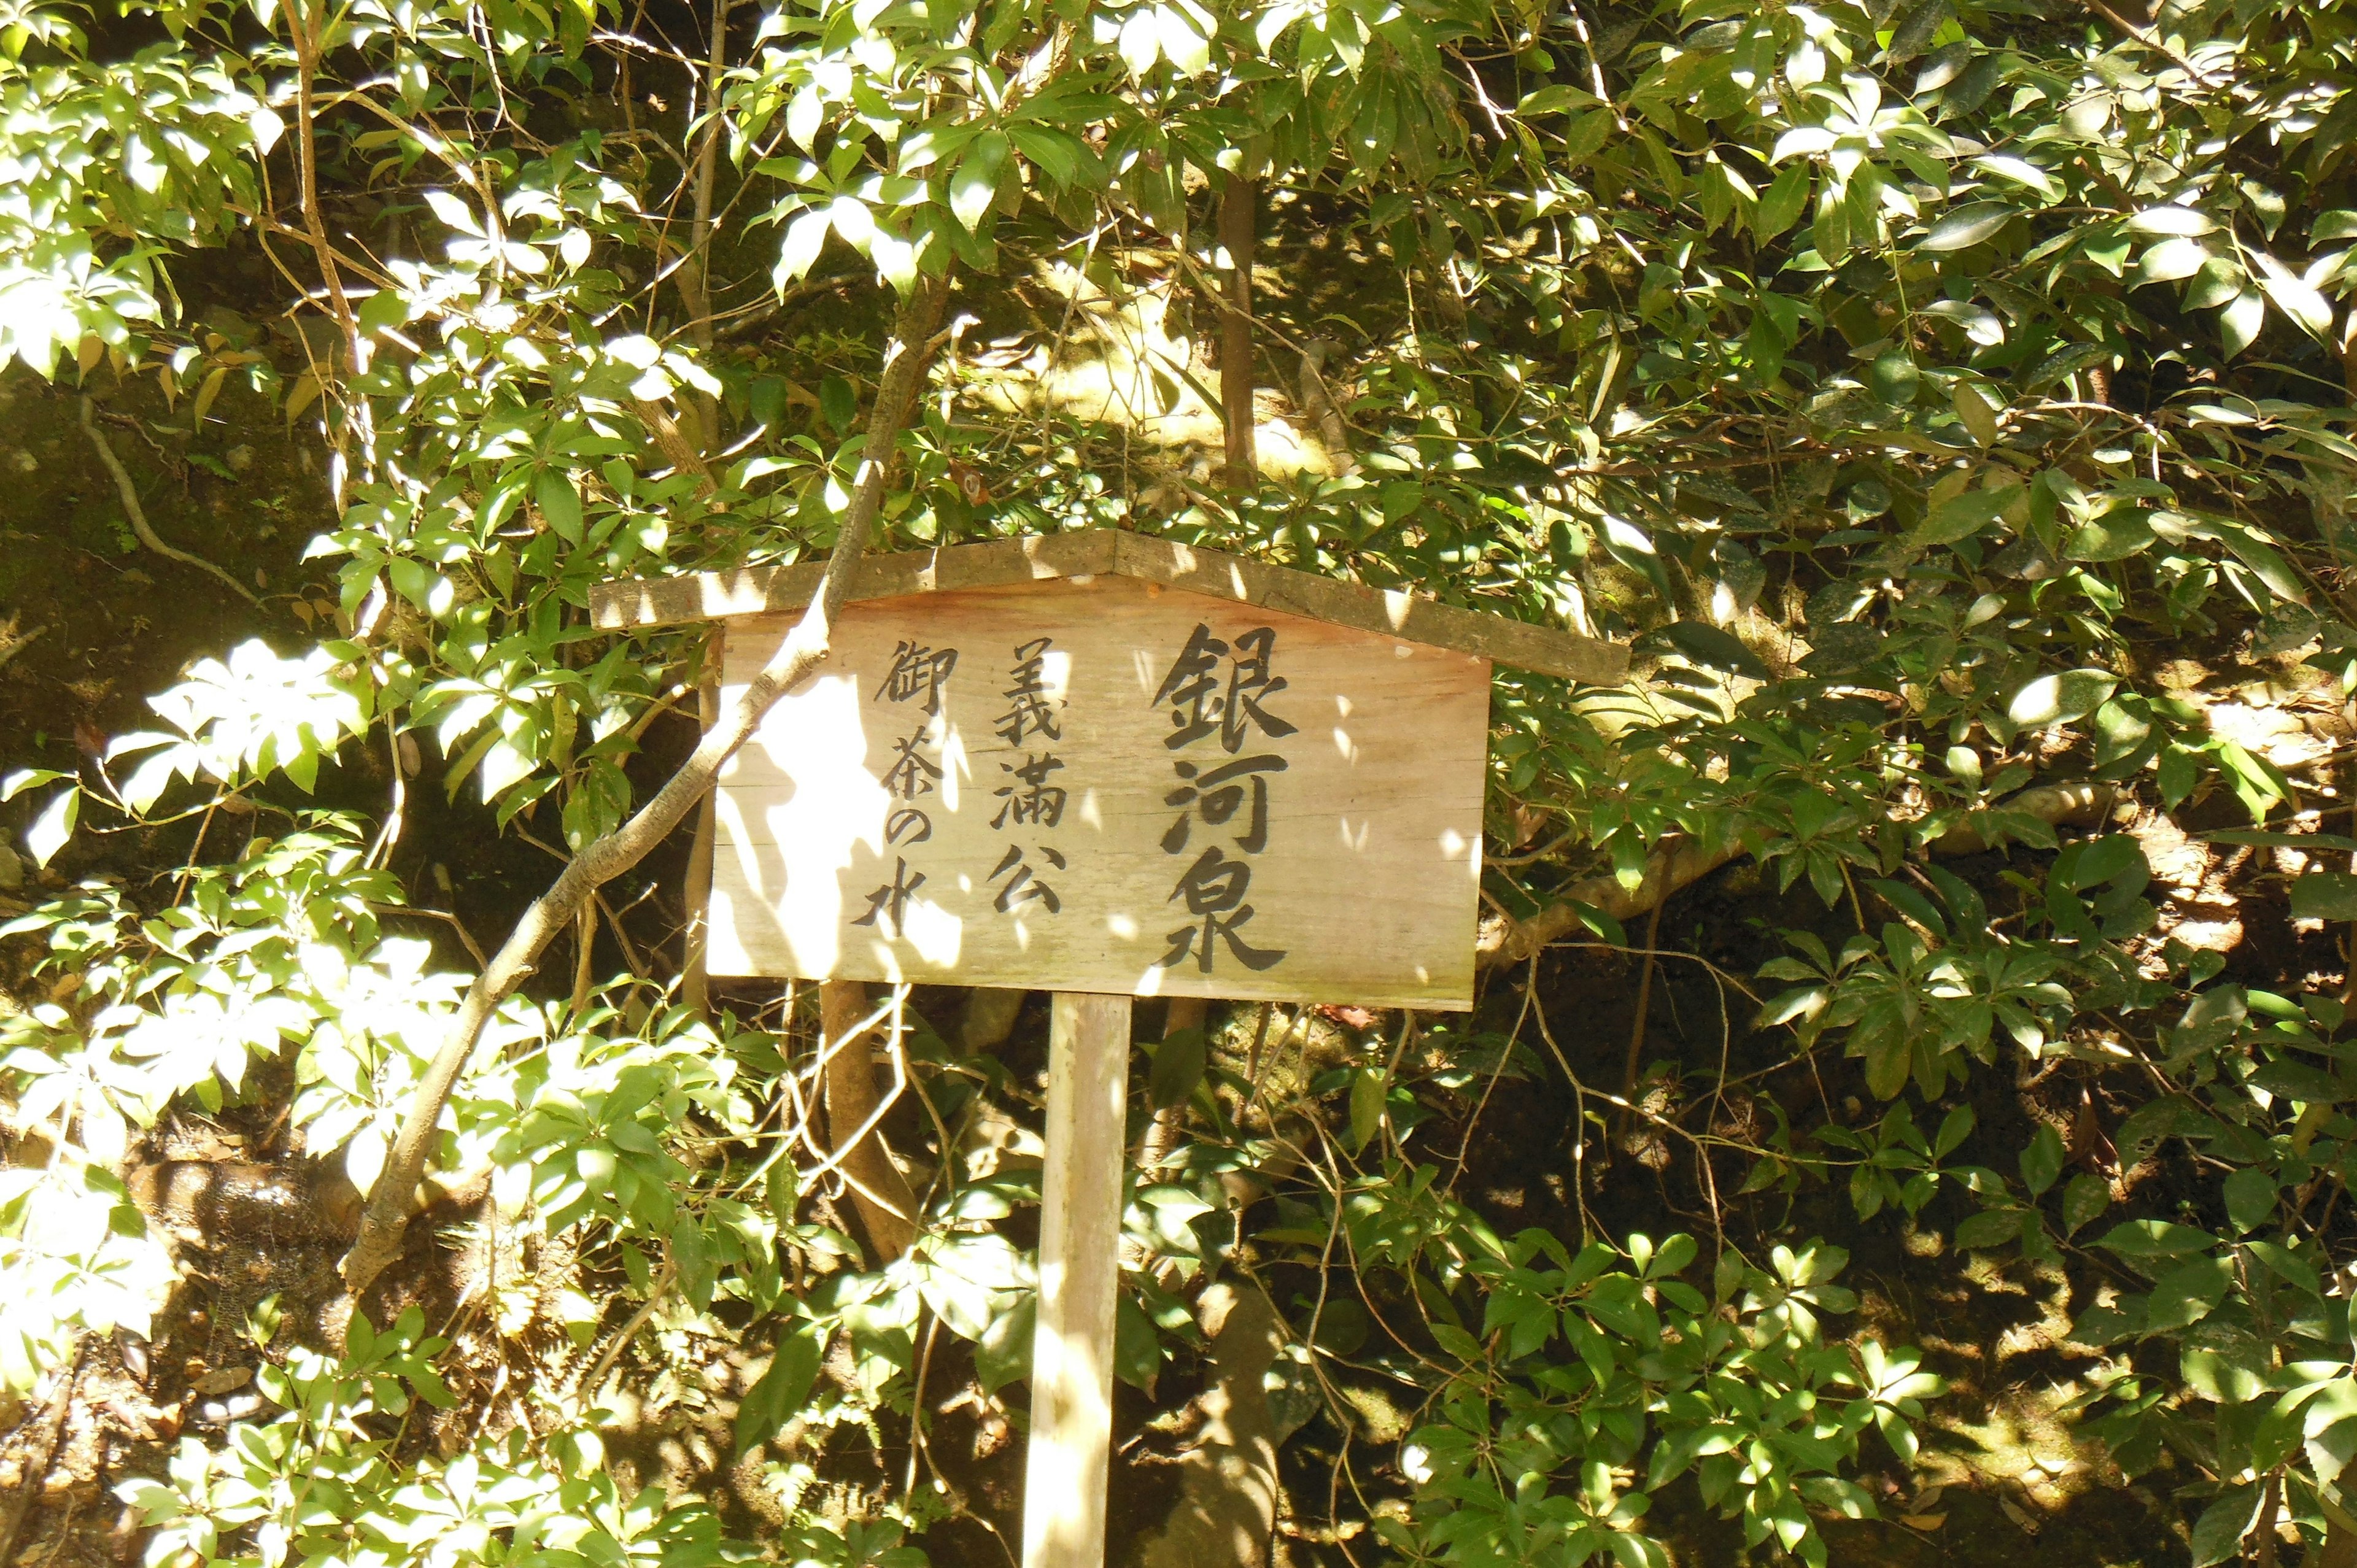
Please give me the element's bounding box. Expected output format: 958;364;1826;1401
877;640;959;714
993;751;1068;828
1159;847;1285;971
882;727;943;801
1161;754;1286;855
983;641;1072;921
852;857;927;935
859;639;958;938
1150;623;1297;752
990;843;1066;914
1153;623;1290;975
996;636;1062;746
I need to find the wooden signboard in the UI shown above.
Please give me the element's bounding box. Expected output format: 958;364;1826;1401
593;530;1625;1013
707;574;1488;1008
590;531;1624;1568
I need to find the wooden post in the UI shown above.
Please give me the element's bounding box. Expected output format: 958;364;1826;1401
1021;991;1132;1568
681;629;721;1016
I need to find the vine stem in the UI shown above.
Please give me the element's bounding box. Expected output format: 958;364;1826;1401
339;270;954;1294
78;398;257;604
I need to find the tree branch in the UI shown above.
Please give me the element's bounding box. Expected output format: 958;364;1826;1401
819;979;920;1261
339;269;955;1293
79;398;258;604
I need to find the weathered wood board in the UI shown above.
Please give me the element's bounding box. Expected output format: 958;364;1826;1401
591;528;1628;687
708;574;1490;1008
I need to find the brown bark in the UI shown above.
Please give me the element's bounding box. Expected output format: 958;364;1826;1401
819;979;920;1263
1218;171;1258;490
339;271;954;1294
1133;1284;1285;1568
680;0;730;450
1140;995;1208;1170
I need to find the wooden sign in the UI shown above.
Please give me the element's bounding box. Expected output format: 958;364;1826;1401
710;576;1485;1006
593;531;1628;1010
591;531;1626;1568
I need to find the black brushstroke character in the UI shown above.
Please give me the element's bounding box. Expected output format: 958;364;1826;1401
1161;754;1287;854
1218;626;1296;753
884;807;932;846
877;641;958;715
853;857;927;933
989;843;1066;914
996;637;1062;747
1153;624;1230;749
881;725;943;800
1158;846;1287;972
992;752;1068;828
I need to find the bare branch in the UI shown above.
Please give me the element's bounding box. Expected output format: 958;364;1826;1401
339;269;956;1293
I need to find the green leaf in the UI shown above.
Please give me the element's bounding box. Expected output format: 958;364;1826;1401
2006;669;2115;727
2019;1123;2064;1197
1953;1208;2024;1249
1349;1067;1387;1152
2248;1058;2345;1103
1600;515;1673;598
25;785;78;866
2145;1254;2232;1330
1952;381;1999;445
535;468;583;543
2221;290;2264;357
2188;1486;2259;1567
2127;206;2217;237
2183;1343;2269;1404
2135;236;2209;284
2065;509;2156;562
735;1327;822;1452
2061;1173;2110;1237
2096;1219;2217;1257
949;131;1009;233
1868;350;1920;405
1755;162;1810;238
1919;202;2014;252
2223;1167;2275;1234
821;376;858;433
1660;621;1770;681
1914;486;2010;547
2252;251;2334;338
2292;873;2357;922
1148;1027;1206;1112
2316;209;2357;242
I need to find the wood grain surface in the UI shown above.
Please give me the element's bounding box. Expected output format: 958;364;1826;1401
706;574;1489;1008
590;528;1624;685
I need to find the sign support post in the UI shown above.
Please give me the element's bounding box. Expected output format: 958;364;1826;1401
1020;991;1132;1568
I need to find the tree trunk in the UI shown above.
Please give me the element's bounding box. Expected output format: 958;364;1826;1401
819;979;920;1262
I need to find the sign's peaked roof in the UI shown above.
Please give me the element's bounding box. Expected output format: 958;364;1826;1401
589;529;1626;684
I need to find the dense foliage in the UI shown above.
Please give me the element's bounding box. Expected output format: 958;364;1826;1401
8;0;2357;1563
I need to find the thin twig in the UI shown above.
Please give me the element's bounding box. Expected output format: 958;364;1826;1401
576;1260;676;1397
1617;854;1672;1122
78;398;257;604
0;1343;84;1568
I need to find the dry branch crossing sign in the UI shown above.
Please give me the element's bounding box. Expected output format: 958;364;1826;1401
591;530;1623;1567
